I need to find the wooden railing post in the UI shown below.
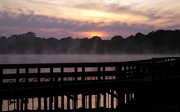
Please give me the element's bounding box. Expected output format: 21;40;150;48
98;66;101;81
103;66;106;80
49;67;53;110
89;93;92;109
16;68;20;111
0;68;2;112
61;67;64;110
54;71;59;110
37;67;41;110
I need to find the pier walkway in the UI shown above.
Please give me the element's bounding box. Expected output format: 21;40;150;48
1;57;180;111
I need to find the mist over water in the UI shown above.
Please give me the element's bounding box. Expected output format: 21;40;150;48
0;54;180;64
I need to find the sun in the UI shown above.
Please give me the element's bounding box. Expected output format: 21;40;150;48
89;32;104;38
80;31;108;39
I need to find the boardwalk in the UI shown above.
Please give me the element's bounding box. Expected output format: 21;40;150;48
1;57;180;111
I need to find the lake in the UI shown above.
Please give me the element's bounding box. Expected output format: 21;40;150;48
1;54;180;64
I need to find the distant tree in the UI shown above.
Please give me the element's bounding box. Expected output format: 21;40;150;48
0;30;180;54
90;36;102;41
26;32;36;37
111;35;124;42
110;35;125;53
89;36;103;53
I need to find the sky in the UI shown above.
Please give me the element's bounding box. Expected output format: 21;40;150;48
0;0;180;39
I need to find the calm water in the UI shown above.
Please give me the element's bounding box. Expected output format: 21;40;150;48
1;54;180;111
1;54;180;64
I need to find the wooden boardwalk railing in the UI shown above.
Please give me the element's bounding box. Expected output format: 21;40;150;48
0;57;180;111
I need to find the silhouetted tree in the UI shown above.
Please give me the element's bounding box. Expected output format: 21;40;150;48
0;30;180;54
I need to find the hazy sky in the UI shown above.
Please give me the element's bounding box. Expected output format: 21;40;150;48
0;0;180;39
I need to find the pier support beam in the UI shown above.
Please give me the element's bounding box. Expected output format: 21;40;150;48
67;96;71;110
38;97;41;110
44;97;47;110
0;99;2;112
103;92;106;108
0;69;3;112
16;98;19;111
61;95;64;110
49;96;53;110
73;94;77;110
89;93;92;109
25;98;28;110
117;91;125;109
54;95;58;110
96;93;100;108
82;93;85;109
20;98;28;110
20;98;23;110
111;91;114;109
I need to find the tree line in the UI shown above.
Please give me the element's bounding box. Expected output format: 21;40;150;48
0;29;180;54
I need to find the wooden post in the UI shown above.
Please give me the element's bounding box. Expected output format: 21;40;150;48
96;93;100;108
54;75;59;110
16;68;20;111
117;91;125;109
44;97;47;110
81;67;85;81
16;98;19;111
24;98;28;110
38;68;41;110
82;93;85;109
0;68;2;112
98;67;101;81
97;66;101;108
20;98;23;110
126;93;129;106
73;94;77;110
25;68;29;110
75;67;78;82
67;96;70;110
49;96;53;110
54;95;58;110
32;98;34;110
38;97;41;110
73;68;78;110
61;95;64;110
103;92;106;108
111;90;114;109
49;67;53;110
0;97;1;111
61;67;64;110
103;66;106;80
115;66;119;80
25;68;29;82
89;93;92;109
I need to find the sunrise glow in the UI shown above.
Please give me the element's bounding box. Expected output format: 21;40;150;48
82;31;106;39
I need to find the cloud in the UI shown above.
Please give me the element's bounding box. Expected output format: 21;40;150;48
1;0;180;27
0;11;155;38
0;0;179;39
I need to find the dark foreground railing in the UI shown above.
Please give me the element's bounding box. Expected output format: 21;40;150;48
1;57;180;111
